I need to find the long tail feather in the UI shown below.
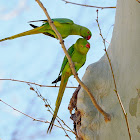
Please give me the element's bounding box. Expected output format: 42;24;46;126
47;75;68;133
0;26;45;42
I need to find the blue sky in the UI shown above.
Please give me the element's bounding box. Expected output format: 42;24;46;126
0;0;116;139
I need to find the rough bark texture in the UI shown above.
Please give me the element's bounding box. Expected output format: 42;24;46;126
77;0;140;139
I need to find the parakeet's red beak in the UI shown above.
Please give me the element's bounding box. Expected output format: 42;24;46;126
86;43;90;48
86;35;91;40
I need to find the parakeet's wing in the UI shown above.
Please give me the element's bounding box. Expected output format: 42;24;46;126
29;24;55;38
52;75;61;84
29;18;74;38
29;18;74;25
60;44;74;74
51;44;74;84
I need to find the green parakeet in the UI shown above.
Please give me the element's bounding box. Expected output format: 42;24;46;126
0;18;92;42
47;38;90;133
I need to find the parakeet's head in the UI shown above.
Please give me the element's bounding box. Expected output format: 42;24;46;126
75;38;90;54
80;27;92;40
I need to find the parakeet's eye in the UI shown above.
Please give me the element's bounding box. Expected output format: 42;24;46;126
81;45;83;47
87;31;90;34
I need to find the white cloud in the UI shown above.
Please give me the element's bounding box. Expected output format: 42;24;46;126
0;0;27;20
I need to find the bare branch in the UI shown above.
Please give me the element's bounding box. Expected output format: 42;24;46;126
96;9;131;140
62;0;116;9
0;98;72;133
0;78;77;88
35;0;111;122
28;84;77;137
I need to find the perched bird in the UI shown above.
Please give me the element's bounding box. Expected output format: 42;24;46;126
47;38;90;133
0;18;92;42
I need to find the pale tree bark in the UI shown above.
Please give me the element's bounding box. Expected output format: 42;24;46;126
77;0;140;139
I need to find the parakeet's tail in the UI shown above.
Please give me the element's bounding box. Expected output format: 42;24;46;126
0;26;45;42
47;75;68;133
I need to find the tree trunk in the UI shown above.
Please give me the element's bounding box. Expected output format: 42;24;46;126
77;0;140;139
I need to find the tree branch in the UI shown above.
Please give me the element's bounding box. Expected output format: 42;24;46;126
0;98;73;133
62;0;116;9
96;9;131;140
29;84;77;137
0;78;77;88
35;0;111;123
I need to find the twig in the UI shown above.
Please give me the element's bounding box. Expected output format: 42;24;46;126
96;9;131;140
0;98;72;132
105;40;110;44
29;84;77;137
62;0;116;9
0;78;77;88
30;86;74;140
35;0;111;122
48;110;73;140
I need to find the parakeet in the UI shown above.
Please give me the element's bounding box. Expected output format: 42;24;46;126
0;18;92;42
47;38;90;133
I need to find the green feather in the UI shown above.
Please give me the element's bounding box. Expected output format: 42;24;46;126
0;18;92;42
60;44;74;74
29;18;74;24
48;38;90;133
